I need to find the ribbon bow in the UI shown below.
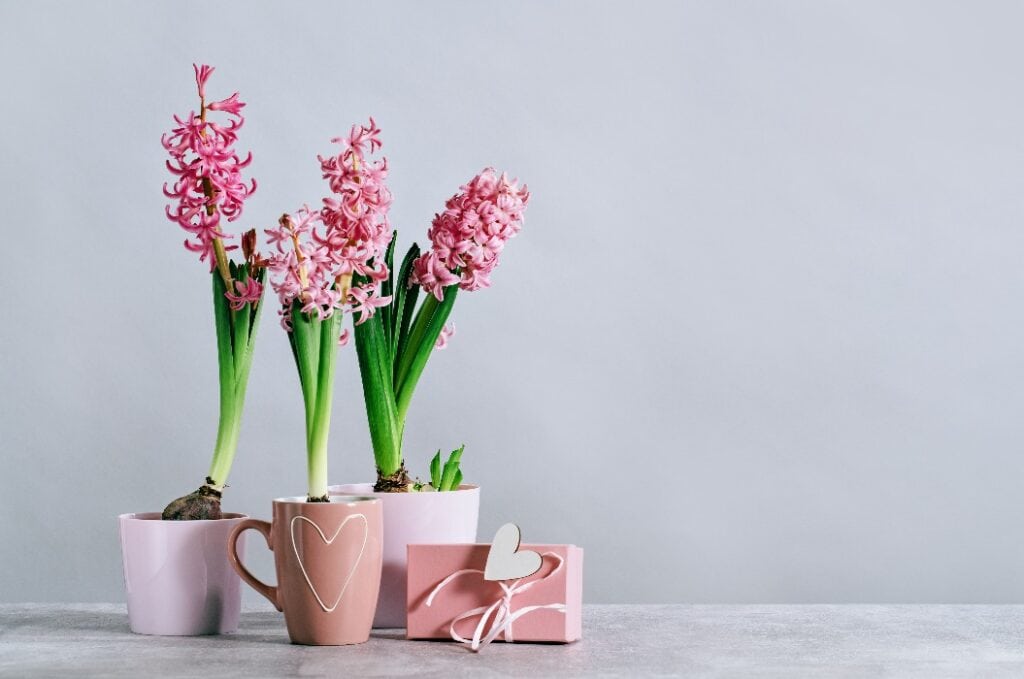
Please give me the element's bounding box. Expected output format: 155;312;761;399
425;551;567;651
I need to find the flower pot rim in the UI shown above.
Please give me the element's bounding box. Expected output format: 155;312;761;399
328;482;480;494
119;512;248;522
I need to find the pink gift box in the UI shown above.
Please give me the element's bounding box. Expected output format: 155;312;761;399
406;543;583;644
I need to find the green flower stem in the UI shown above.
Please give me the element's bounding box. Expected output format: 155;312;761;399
394;285;457;422
207;392;243;487
206;268;265;487
289;306;343;500
291;306;321;447
355;271;458;479
355;310;403;477
308;313;341;499
392;244;421;382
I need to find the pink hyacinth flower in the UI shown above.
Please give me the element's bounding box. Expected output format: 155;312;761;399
411;168;528;301
162;64;256;270
224;277;264;311
194;64;214;99
435;323;456;349
266;121;394;330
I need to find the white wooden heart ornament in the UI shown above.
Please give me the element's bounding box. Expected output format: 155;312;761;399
290;514;368;613
484;522;543;581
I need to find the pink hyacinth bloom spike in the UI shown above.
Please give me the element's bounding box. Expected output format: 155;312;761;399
162;64;256;271
266;120;394;330
411;168;529;301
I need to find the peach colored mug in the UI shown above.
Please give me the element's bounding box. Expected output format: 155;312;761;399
228;496;383;645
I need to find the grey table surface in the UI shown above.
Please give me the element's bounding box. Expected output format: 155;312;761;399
3;604;1024;678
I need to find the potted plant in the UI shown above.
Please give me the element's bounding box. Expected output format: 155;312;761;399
119;64;265;636
225;121;390;644
332;167;530;626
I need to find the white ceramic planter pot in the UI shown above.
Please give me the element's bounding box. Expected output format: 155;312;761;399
118;512;247;635
328;484;479;628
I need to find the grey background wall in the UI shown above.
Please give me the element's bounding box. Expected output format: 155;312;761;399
2;0;1023;605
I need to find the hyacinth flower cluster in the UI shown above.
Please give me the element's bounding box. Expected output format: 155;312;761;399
411;169;529;300
160;65;267;520
354;168;529;491
265;120;393;501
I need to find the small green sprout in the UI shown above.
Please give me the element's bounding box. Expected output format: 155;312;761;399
429;445;465;491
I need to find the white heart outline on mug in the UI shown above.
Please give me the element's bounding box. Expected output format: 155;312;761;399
290;513;368;613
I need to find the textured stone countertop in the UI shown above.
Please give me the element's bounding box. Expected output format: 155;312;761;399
3;604;1024;677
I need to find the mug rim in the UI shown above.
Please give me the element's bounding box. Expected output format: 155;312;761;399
272;495;379;505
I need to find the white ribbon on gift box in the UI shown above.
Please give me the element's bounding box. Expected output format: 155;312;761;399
424;551;567;651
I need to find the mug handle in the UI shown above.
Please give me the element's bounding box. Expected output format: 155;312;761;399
228;519;281;611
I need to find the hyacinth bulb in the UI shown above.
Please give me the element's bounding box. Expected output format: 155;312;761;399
161;481;223;520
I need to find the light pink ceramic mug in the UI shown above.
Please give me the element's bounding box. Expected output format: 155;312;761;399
119;512;247;636
228;496;383;645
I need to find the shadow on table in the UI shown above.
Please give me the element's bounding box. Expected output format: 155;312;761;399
207;627;416;647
